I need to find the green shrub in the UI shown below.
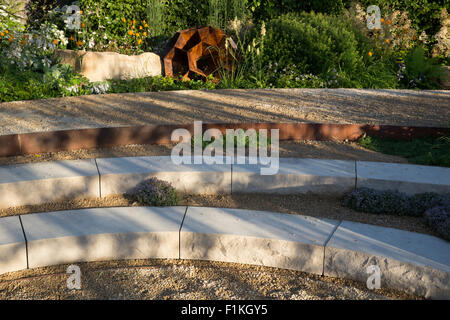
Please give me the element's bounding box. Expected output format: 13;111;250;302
163;0;209;34
0;63;89;102
250;0;345;22
263;12;360;77
208;0;248;30
108;75;217;93
358;135;450;167
400;46;444;89
260;12;398;88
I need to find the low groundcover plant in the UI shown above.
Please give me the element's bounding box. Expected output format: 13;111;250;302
343;188;450;240
424;206;450;241
126;177;179;206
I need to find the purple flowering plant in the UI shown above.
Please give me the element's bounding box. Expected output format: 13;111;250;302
126;177;178;206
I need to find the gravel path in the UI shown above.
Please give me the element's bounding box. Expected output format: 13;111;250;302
0;259;420;300
0;89;449;135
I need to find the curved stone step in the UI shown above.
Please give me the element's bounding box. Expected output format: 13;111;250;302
96;156;231;196
0;216;27;274
232;158;355;194
180;206;340;275
20;206;186;269
324;221;450;299
0;156;449;209
0;159;99;209
0;206;449;299
356;161;450;195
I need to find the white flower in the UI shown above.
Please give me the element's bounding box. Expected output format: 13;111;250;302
91;82;110;94
66;85;79;94
88;38;95;48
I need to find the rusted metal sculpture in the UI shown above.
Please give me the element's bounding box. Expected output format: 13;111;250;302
163;26;237;81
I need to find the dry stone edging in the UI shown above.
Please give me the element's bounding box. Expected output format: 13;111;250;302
1;156;449;209
0;206;449;299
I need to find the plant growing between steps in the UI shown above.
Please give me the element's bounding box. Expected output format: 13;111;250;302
425;205;450;241
125;177;179;206
343;188;450;241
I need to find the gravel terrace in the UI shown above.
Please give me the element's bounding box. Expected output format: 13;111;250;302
0;259;420;300
0;89;449;135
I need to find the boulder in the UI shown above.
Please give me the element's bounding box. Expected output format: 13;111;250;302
54;49;86;72
54;50;162;82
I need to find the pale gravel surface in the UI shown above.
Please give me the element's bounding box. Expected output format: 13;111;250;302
0;140;408;166
0;259;421;300
0;88;449;135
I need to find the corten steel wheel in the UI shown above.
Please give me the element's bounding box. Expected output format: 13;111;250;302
163;26;237;81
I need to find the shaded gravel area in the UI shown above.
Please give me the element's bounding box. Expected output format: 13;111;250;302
0;259;420;300
0;89;449;135
0;193;437;238
0;140;407;166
